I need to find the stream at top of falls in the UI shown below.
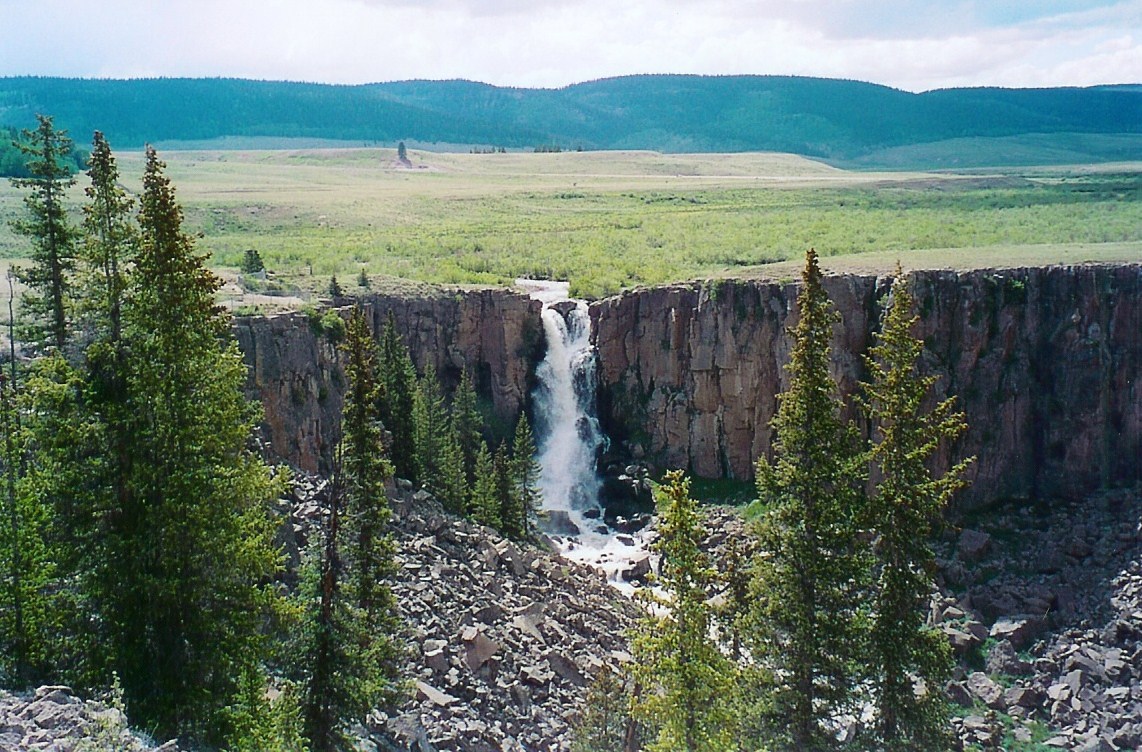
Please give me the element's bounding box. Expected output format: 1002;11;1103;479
516;279;654;594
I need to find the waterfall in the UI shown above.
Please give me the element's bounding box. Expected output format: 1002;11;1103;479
518;279;651;591
517;280;606;533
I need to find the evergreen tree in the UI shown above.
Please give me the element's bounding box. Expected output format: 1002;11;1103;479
9;115;78;353
412;365;447;488
745;248;868;751
860;267;972;750
13;354;100;686
412;364;468;514
436;422;469;515
328;275;342;298
493;443;515;536
377;315;417;483
107;146;281;745
630;471;736;752
357;267;370;289
715;536;750;663
571;667;636;752
0;365;58;687
300;307;402;751
240;248;265;274
452;370;482;487
469;442;500;529
78;131;135;353
509;413;542;539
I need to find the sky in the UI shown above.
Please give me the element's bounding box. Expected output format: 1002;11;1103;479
0;0;1138;91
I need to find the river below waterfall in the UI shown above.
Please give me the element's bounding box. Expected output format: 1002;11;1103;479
516;280;654;593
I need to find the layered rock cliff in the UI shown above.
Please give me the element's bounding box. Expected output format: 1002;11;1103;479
590;265;1141;508
237;265;1140;509
234;288;542;472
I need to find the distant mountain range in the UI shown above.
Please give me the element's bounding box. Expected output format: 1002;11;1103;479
0;75;1138;168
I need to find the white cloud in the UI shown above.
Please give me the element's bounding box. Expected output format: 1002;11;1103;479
0;0;1136;90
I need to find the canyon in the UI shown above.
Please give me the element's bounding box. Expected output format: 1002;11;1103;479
237;263;1141;509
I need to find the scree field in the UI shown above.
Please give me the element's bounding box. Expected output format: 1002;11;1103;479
0;147;1138;302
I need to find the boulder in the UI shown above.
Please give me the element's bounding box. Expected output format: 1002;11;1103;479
958;529;993;562
544;511;581;536
967;672;1006;710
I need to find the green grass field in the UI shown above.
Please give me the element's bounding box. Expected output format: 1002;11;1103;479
0;148;1138;302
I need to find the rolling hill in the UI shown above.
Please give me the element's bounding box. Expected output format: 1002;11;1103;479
0;75;1138;167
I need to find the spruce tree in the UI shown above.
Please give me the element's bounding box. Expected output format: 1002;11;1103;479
377;314;417;483
412;364;447;487
509;413;542;539
861;267;972;750
436;422;469;515
571;667;635;752
109;146;281;745
412;364;467;513
9;115;78;353
493;443;516;537
0;365;57;687
469;442;500;529
451;370;483;487
715;536;750;663
630;470;736;752
745;248;868;751
300;306;402;751
79;131;134;353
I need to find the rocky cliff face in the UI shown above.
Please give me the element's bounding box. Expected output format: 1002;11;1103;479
590;265;1141;508
235;288;542;472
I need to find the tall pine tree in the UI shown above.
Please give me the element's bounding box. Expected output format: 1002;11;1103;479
861;266;972;750
451;370;483;489
509;414;542;539
377;314;417;483
469;442;500;529
109;146;281;745
412;364;467;513
9;115;78;353
300;306;403;751
745;248;868;751
629;470;736;752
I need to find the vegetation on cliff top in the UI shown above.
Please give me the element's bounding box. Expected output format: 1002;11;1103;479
1;145;1134;301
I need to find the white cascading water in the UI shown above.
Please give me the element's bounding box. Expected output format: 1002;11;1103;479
517;279;652;590
522;280;606;528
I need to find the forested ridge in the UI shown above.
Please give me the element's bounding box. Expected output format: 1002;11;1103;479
0;75;1138;166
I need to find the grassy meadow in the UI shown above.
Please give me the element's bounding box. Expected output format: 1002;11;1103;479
0;147;1138;302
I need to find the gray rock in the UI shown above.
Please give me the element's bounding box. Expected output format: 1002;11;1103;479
544;511;581;536
461;630;500;671
621;555;651;583
958;529;992;562
967;671;1006;710
415;681;458;708
990;616;1043;650
546;652;587;687
987;639;1032;675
